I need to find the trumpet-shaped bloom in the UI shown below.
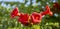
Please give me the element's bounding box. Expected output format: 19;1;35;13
53;2;60;8
31;12;42;24
18;13;30;25
41;5;53;16
11;7;19;18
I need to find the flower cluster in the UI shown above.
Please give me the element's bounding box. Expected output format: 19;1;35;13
10;5;53;26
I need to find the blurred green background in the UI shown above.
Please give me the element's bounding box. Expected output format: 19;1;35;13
0;0;60;29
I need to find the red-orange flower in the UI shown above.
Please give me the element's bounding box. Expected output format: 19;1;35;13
53;2;60;12
31;12;42;24
41;5;53;16
18;13;30;25
53;2;60;8
11;7;20;18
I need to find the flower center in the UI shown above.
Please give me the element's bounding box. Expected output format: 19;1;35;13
35;17;39;20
